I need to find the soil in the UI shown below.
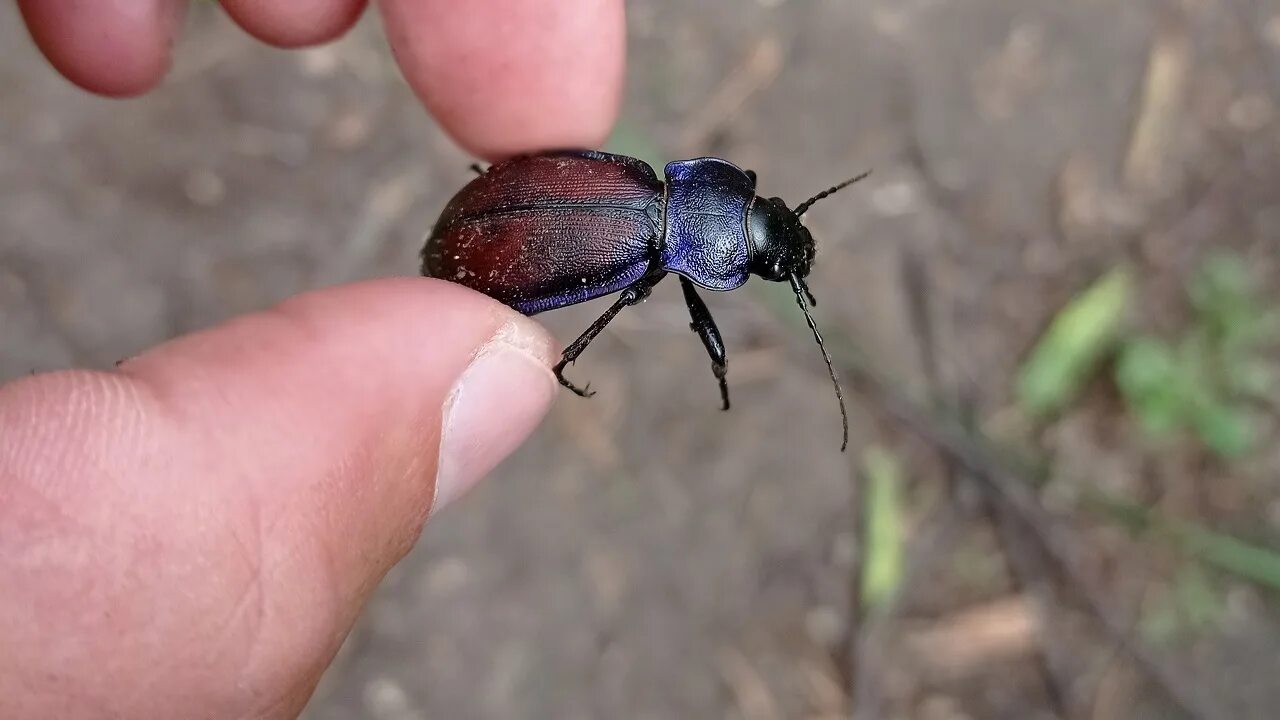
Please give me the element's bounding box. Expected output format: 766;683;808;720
4;1;1280;718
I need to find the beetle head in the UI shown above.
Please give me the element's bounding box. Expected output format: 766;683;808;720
747;197;814;281
746;170;870;283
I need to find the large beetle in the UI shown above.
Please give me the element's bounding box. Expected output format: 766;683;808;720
422;150;866;450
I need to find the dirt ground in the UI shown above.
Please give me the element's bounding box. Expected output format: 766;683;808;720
4;1;1280;718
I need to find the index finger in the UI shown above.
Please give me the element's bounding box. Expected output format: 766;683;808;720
18;0;186;97
376;0;625;160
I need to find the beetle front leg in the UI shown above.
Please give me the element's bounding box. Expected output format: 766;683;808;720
679;277;730;410
553;274;665;397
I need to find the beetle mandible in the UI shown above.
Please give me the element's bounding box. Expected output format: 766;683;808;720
421;150;867;450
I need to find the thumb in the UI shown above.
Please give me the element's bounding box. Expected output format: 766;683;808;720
0;278;557;719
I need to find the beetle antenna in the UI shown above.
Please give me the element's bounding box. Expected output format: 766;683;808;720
794;170;871;217
789;274;849;451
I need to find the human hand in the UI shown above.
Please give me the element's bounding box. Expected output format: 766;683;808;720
18;0;624;159
3;2;624;718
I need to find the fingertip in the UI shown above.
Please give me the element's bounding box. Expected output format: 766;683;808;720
0;279;558;716
120;276;558;520
432;317;559;513
18;0;185;98
219;0;367;48
377;0;626;159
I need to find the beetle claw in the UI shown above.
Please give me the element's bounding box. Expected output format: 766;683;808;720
554;369;596;398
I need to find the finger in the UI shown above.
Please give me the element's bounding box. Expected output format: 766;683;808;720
18;0;187;97
0;278;556;719
377;0;626;160
219;0;367;48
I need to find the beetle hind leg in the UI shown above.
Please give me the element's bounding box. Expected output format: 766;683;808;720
679;277;730;411
553;274;664;398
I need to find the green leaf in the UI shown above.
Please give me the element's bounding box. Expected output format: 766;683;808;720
1180;522;1280;593
1256;309;1280;344
1175;565;1222;630
1191;400;1255;458
1116;337;1180;396
1189;253;1251;317
1017;268;1133;418
1189;252;1262;349
1139;595;1182;645
861;446;906;614
1092;493;1280;594
1225;358;1278;401
1115;336;1186;435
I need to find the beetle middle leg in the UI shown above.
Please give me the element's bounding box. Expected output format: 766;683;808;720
553;273;666;397
679;277;730;410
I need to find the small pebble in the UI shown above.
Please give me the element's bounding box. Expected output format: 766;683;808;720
870;180;919;217
183;168;225;207
363;677;420;720
804;605;846;648
1227;95;1273;131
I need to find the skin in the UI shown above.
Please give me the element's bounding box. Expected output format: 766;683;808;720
3;1;625;717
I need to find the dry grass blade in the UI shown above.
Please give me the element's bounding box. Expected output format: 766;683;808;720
718;647;784;720
904;595;1038;680
1124;12;1190;194
678;36;785;154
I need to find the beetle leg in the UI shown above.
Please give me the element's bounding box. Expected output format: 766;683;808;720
679;277;730;410
553;274;665;397
468;163;486;175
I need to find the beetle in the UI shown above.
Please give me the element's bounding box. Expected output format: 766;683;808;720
421;150;867;450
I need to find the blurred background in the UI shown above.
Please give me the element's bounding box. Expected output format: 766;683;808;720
4;0;1280;717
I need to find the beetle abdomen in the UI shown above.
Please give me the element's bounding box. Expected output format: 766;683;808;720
424;151;664;315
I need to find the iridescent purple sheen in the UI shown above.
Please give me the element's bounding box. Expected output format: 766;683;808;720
660;158;755;291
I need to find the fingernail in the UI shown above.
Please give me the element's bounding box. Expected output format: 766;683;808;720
433;321;556;514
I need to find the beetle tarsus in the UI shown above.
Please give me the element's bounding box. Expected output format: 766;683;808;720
714;363;730;411
553;360;596;397
550;274;665;399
